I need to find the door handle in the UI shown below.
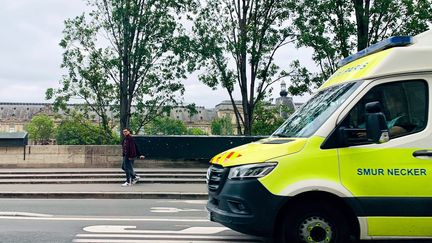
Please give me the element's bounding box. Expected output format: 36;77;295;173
413;150;432;157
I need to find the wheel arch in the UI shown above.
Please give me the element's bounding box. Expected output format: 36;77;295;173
273;191;360;240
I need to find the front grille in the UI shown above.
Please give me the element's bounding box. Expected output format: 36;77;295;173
207;165;227;192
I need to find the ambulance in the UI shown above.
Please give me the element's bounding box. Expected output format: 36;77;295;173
206;29;432;242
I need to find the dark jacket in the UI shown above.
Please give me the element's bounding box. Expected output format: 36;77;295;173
122;135;137;158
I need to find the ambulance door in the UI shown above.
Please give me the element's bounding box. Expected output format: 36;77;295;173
337;77;432;237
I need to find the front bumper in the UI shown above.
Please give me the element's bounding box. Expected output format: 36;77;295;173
206;168;287;237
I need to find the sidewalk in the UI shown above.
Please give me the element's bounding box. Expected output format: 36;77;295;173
0;168;209;199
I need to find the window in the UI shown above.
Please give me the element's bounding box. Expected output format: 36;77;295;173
342;80;428;142
273;82;361;138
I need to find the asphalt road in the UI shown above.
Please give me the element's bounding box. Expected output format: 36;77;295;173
0;199;263;243
0;199;430;243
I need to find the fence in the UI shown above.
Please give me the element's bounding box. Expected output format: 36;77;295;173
0;135;267;168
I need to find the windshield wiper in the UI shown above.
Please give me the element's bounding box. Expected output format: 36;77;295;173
272;133;290;137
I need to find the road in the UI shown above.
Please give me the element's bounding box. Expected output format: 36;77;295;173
0;199;430;243
0;199;263;243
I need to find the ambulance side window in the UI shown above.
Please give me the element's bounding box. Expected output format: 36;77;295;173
344;80;428;143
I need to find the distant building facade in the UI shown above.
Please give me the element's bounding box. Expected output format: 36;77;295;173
170;106;216;134
0;103;54;133
275;81;295;119
0;83;302;135
0;102;113;133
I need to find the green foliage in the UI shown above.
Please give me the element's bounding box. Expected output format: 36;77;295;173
187;127;208;135
192;0;296;135
290;0;432;92
211;116;233;135
56;114;117;145
26;114;55;145
146;117;187;135
252;102;288;136
47;0;198;138
185;104;198;120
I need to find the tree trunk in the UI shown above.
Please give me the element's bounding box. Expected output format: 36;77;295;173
120;82;128;135
353;0;370;51
239;1;251;136
120;1;131;138
228;91;243;135
100;114;112;144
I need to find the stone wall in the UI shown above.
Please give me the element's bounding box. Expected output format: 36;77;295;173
0;145;207;168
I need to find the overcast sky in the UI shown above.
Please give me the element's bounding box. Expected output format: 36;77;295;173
0;0;314;108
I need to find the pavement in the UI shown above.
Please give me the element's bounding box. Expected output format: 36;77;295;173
0;168;209;199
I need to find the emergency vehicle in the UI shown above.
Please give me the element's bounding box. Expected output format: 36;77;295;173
206;29;432;242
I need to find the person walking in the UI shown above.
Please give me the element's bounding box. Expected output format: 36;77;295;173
121;128;142;187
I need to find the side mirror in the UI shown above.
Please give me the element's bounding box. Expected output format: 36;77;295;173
365;101;389;143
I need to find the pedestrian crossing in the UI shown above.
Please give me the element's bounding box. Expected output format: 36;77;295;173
72;225;263;243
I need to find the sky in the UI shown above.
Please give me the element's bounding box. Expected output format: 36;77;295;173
0;0;315;108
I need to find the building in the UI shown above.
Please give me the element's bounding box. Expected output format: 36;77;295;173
0;83;301;135
0;102;115;133
0;103;54;133
170;106;216;134
275;81;296;119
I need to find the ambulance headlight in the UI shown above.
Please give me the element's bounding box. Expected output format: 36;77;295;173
228;162;277;180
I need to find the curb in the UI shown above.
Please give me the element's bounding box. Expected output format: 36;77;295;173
0;192;208;200
0;179;206;184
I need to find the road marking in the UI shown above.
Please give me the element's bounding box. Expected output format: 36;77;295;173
74;240;254;243
0;211;53;217
163;200;207;204
150;207;204;213
0;216;208;222
83;225;228;234
74;226;263;243
76;234;255;240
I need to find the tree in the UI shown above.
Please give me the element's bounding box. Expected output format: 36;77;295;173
252;101;287;135
211;116;233;135
56;114;118;145
26;114;55;145
185;104;198;123
47;0;197;139
187;127;208;135
192;0;296;135
146;117;187;135
289;0;432;92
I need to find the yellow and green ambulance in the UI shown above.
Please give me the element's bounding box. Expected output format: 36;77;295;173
206;29;432;242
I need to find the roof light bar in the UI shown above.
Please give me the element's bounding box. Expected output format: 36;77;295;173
338;36;413;67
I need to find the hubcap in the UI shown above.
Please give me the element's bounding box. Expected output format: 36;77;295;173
298;216;333;243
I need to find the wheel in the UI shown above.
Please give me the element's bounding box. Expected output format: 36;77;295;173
277;201;354;243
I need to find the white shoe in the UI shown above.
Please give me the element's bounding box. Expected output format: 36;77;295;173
132;176;140;184
121;182;132;187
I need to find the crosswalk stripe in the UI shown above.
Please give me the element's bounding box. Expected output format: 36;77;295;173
73;240;257;243
75;233;257;240
0;216;208;222
82;225;228;234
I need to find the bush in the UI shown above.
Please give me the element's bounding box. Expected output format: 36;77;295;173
56;115;116;145
211;116;233;135
26;114;55;145
187;127;208;135
146;117;187;135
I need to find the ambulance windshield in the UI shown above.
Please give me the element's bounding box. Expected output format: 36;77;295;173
273;82;361;138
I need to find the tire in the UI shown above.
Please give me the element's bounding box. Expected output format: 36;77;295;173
277;201;354;243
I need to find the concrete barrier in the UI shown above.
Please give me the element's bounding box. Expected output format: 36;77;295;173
0;145;208;168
